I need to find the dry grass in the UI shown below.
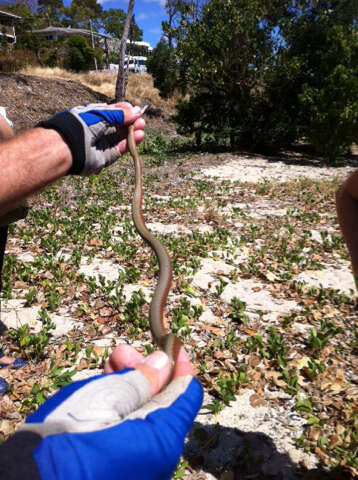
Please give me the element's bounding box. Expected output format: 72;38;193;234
19;66;177;109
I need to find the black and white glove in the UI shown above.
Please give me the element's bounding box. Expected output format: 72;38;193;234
39;103;141;176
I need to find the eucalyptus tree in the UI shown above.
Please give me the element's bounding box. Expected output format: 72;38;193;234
174;0;283;146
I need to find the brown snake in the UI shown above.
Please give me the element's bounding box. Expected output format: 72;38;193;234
127;124;182;370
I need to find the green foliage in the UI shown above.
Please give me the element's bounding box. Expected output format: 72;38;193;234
65;35;95;71
172;460;189;479
167;0;358;160
20;365;76;413
266;327;289;364
244;327;288;364
24;287;37;307
42;47;59;67
101;8;126;37
215;366;249;404
102;8;142;40
259;3;358;161
8;308;56;361
147;39;179;99
62;0;103;30
229;297;248;324
298;26;358;163
294;395;313;414
305;319;342;356
1;3;40;34
174;0;278;146
38;0;64;25
15;32;41;52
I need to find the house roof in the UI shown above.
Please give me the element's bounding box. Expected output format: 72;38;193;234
0;9;21;20
32;26;110;39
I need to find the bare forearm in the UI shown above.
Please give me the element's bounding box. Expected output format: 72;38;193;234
336;185;358;283
0;128;72;215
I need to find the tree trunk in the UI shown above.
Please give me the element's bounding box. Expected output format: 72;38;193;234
115;0;135;101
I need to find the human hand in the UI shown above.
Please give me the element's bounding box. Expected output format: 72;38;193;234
38;102;145;176
13;345;202;480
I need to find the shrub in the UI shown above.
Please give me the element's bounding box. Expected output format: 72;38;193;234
65;35;95;72
15;32;40;52
147;39;178;99
298;26;358;163
0;48;37;72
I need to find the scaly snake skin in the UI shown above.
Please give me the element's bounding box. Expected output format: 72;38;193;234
128;124;182;370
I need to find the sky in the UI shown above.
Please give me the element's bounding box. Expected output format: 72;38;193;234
98;0;167;48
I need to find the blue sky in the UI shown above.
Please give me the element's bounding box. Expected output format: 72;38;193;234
98;0;166;48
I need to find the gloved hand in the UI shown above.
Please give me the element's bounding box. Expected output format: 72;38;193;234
0;345;203;480
39;103;144;176
0;106;13;129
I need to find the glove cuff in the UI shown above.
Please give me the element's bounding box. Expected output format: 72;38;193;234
0;431;41;480
38;112;85;175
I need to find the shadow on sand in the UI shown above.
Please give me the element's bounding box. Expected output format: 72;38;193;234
183;420;352;480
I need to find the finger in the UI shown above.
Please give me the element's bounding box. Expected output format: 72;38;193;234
172;346;194;378
118;129;145;155
104;344;172;395
104;344;144;373
106;346;171;396
111;101;134;109
117;104;142;126
104;344;194;396
136;351;171;396
116;117;146;138
94;104;141;128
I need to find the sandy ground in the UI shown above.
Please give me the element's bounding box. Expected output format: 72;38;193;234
198;153;354;184
1;151;357;479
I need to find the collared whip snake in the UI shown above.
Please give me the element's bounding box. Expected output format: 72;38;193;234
127;123;182;371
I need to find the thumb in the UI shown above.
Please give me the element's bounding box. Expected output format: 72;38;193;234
136;351;172;396
114;104;142;126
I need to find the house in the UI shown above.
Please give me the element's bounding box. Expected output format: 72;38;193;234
31;26;110;68
0;9;21;45
31;25;109;44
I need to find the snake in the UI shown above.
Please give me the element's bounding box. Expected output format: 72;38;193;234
127;124;182;370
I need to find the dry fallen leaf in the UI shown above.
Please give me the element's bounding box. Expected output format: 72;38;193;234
328;434;343;450
201;326;226;336
0;419;15;436
249;393;266;407
213;350;232;360
77;358;90;371
96;316;113;324
99;307;113;317
265;271;279;282
88;237;103;247
265;370;286;388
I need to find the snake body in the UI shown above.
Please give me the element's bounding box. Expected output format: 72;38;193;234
128;125;182;367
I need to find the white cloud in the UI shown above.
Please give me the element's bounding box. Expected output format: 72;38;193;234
143;0;166;7
98;0;123;4
136;13;149;20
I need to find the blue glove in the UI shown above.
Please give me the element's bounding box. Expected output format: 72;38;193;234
39;104;138;176
0;368;203;480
